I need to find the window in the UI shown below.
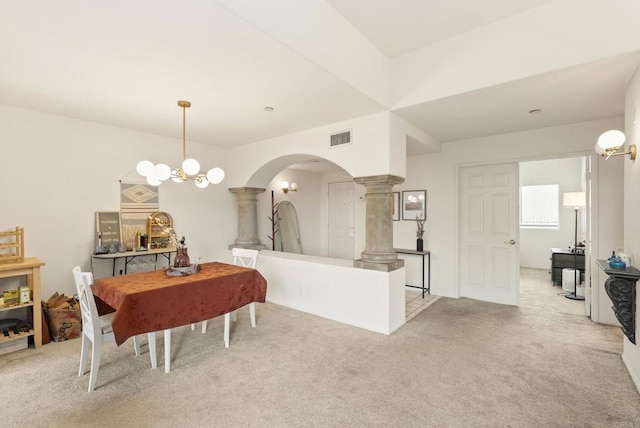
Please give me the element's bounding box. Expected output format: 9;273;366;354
520;184;559;228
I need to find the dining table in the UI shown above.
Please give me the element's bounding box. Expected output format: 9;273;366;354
92;261;267;372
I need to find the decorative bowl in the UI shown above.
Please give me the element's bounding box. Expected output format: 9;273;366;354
165;265;200;276
609;260;627;269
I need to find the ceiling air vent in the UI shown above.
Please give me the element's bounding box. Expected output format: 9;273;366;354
330;130;352;147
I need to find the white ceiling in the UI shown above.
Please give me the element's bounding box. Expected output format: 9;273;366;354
327;0;554;58
396;52;640;145
1;0;638;161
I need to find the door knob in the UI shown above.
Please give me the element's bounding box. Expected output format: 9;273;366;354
504;239;516;245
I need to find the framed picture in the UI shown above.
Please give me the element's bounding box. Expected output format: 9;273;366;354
95;211;122;248
402;190;426;221
392;192;400;221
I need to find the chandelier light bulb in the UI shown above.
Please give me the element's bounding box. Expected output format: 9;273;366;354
206;167;225;184
154;163;172;181
182;158;200;176
146;175;162;186
136;160;154;177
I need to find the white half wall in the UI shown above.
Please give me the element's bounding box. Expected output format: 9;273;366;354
258;250;406;335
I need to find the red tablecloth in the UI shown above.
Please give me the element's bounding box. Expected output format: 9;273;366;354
92;262;267;345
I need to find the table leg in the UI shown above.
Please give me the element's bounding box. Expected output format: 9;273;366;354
164;329;171;373
421;254;425;298
148;332;157;369
427;253;431;295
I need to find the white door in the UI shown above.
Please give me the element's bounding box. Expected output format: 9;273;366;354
328;181;355;259
459;163;519;305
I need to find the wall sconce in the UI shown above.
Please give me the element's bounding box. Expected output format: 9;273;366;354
595;130;636;160
280;181;298;193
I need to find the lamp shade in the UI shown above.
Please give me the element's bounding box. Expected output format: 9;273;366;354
563;191;586;208
597;130;625;150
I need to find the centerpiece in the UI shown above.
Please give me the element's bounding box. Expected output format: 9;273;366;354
172;233;190;268
165;229;199;276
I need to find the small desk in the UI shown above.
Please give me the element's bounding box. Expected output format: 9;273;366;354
394;248;431;298
92;247;176;276
550;247;585;286
92;262;267;372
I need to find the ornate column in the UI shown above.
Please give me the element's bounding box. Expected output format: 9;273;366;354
229;187;266;250
353;174;404;272
596;260;639;344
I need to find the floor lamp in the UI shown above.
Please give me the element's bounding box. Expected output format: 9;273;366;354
563;191;586;301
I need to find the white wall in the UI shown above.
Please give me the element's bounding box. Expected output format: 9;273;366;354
519;157;584;269
622;63;640;392
397;117;624;305
226;111;415;186
0;104;234;299
593;153;625;325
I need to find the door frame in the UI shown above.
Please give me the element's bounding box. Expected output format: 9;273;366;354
455;151;596;312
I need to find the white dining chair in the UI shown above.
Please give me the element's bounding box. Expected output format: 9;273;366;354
72;266;157;391
199;248;259;348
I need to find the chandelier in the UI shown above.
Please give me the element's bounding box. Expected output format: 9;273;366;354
136;100;225;188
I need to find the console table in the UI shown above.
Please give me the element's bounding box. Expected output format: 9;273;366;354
92;247;175;276
596;260;639;344
394;248;430;298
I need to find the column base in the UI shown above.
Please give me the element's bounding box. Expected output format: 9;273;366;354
353;259;404;272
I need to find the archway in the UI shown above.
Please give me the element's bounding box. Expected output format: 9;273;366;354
251;155;356;258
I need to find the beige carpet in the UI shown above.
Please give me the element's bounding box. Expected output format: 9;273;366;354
2;285;639;427
520;267;585;316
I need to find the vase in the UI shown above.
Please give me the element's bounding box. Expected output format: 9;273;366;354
416;238;423;252
174;247;191;268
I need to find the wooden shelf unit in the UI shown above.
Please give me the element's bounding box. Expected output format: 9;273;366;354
0;257;44;348
0;227;24;264
147;212;173;249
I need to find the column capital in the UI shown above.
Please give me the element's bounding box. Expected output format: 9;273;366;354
228;187;266;195
353;174;404;187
